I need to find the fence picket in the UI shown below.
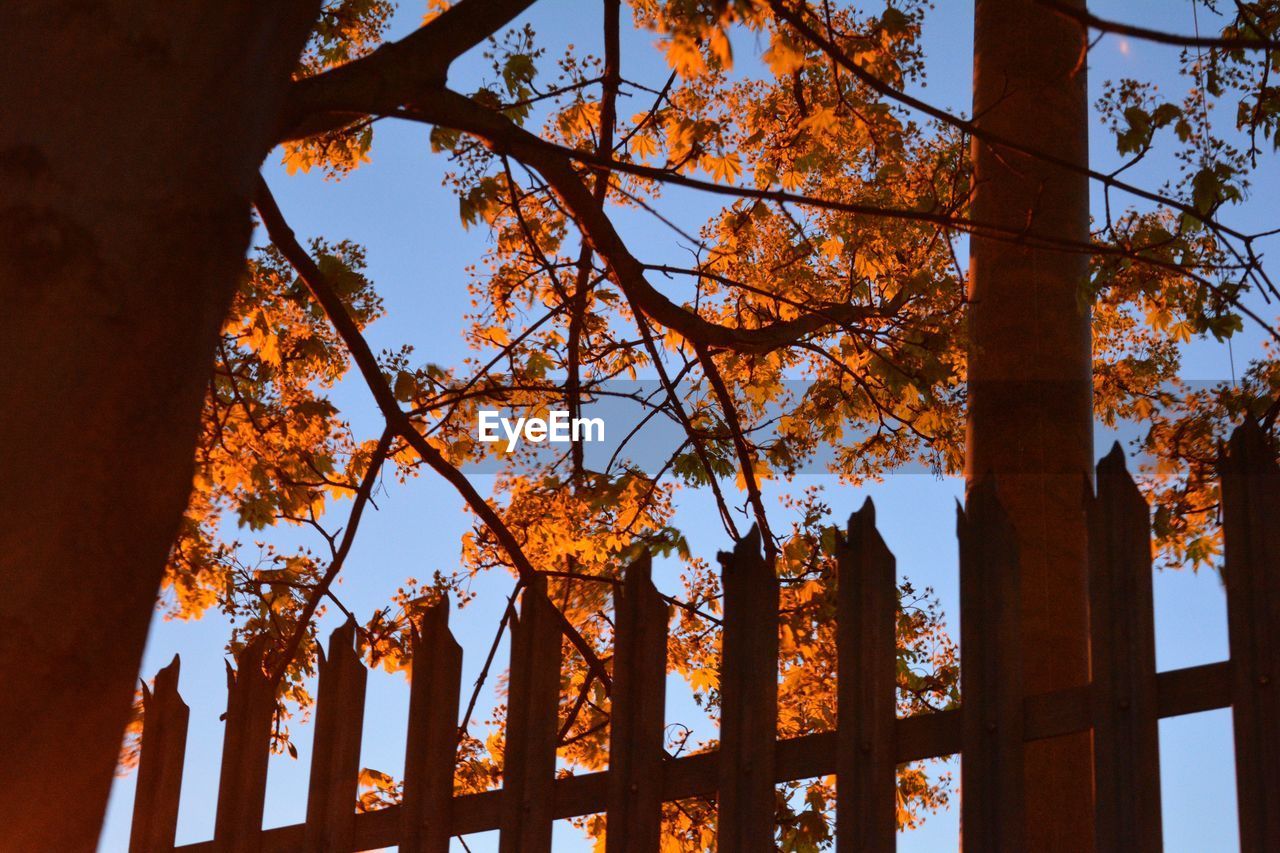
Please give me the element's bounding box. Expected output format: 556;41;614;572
499;578;563;853
1220;421;1280;853
1088;445;1161;851
213;638;275;853
717;527;779;852
130;655;189;853
303;620;367;852
837;499;899;851
401;598;463;853
958;478;1024;852
605;553;668;853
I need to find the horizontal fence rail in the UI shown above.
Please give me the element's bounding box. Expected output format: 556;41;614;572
125;423;1278;852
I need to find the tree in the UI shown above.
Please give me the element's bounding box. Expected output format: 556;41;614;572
0;2;319;847
0;0;532;846
968;0;1094;846
9;0;1280;848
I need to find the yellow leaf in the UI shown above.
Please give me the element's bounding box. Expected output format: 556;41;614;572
707;26;733;69
629;132;659;159
704;152;742;184
665;33;706;77
780;168;804;190
763;32;806;76
801;104;839;135
690;667;718;693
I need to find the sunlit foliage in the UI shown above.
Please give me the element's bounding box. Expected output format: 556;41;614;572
140;0;1280;846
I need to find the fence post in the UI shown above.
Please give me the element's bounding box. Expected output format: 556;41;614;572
499;577;563;853
836;499;899;850
1220;421;1280;853
717;526;778;852
958;477;1024;852
129;655;188;853
213;638;275;853
401;597;463;853
1088;445;1161;852
303;619;367;852
606;552;668;853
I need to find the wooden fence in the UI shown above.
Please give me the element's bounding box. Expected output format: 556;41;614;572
127;423;1280;852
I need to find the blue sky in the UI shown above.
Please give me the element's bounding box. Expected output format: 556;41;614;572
98;1;1274;849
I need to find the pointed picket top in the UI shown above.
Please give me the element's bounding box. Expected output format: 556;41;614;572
155;653;181;693
716;521;778;852
957;472;1025;852
606;550;668;853
224;635;269;691
130;655;189;853
1089;440;1162;852
848;495;877;533
718;523;763;569
1094;442;1149;517
1222;417;1280;473
326;615;360;665
142;654;182;711
957;472;1013;534
215;636;275;851
623;548;654;596
836;495;897;851
519;571;550;612
411;592;454;646
402;594;463;853
1097;440;1128;476
1219;418;1280;850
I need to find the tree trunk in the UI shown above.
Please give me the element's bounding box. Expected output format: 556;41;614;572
0;2;317;848
967;0;1095;849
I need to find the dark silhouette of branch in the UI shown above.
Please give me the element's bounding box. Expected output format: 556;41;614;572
459;583;521;737
694;341;778;564
280;0;539;139
418;86;1280;347
266;426;393;691
566;0;622;479
408;88;920;353
1038;0;1280;51
768;0;1276;298
254;177;612;691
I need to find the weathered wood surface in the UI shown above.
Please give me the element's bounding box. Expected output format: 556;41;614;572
1088;446;1161;852
1221;422;1280;853
171;659;1231;852
958;478;1025;852
716;528;779;853
213;639;274;853
130;655;189;853
303;621;367;852
605;554;668;853
498;579;562;853
400;599;463;853
836;499;898;851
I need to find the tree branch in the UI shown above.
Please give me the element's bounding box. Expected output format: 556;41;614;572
254;176;612;691
694;343;777;563
768;0;1273;282
410;88;912;353
1038;0;1280;51
266;426;393;690
279;0;539;140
